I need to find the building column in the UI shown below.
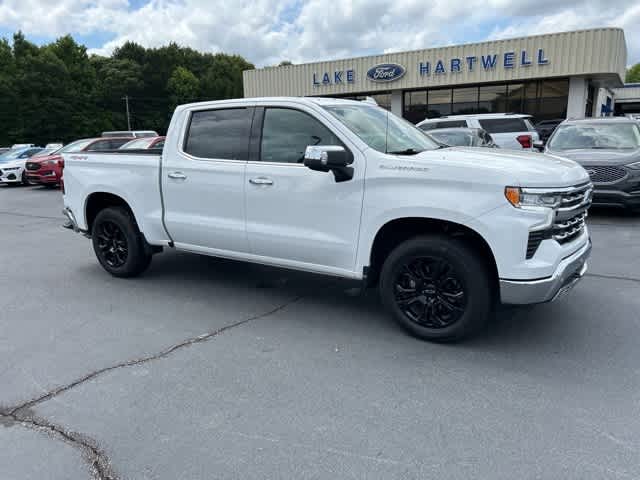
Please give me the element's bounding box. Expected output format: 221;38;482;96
566;77;587;119
391;90;403;117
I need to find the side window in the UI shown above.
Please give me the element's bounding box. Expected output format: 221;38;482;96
478;118;528;133
87;140;111;151
184;108;252;160
260;108;341;164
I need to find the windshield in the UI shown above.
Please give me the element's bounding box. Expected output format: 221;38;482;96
428;130;480;147
323;104;439;154
120;138;155;149
58;139;95;153
548;123;640;150
32;147;60;157
0;149;29;162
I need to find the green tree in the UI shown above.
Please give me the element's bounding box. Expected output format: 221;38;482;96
626;63;640;83
167;66;199;111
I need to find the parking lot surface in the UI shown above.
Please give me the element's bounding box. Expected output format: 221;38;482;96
1;184;640;480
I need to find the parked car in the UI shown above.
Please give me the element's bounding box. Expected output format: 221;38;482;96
62;97;592;342
417;113;539;150
0;147;44;185
26;137;131;187
102;130;159;138
0;147;10;155
535;119;565;141
541;117;640;211
119;136;166;150
424;128;497;148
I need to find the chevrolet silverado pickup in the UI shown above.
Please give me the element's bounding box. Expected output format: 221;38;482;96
62;97;593;342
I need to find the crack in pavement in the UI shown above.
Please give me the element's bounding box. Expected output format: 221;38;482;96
1;295;304;480
0;409;115;480
0;210;63;221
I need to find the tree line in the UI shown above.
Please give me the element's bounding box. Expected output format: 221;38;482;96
0;32;254;146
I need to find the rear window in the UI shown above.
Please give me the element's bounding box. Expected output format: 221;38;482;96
419;120;466;131
478;118;529;134
184;108;252;160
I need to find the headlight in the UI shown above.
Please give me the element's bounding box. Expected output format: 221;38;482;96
627;161;640;170
504;187;561;209
44;160;59;166
3;167;19;171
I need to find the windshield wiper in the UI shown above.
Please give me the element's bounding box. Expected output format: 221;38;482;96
387;148;423;155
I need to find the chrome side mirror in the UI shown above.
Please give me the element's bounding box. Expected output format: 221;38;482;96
303;145;353;182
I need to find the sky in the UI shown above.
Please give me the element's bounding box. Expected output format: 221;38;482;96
0;0;637;68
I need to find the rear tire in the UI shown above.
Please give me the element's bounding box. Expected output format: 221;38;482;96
379;235;491;342
91;207;152;277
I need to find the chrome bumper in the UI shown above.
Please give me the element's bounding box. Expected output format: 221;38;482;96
62;207;81;233
500;239;592;305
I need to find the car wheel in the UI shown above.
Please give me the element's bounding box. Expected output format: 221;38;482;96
379;235;491;342
91;207;152;277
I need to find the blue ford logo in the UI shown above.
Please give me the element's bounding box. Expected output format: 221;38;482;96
366;63;406;83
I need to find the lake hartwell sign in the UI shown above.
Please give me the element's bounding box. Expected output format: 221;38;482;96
312;48;549;87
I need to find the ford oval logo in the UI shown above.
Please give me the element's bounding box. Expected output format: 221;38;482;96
366;63;406;83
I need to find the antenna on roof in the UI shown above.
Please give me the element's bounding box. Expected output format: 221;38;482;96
362;96;378;106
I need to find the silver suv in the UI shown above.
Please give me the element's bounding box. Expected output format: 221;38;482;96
417;113;539;150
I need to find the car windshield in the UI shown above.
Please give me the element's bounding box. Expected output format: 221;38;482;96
32;147;60;157
0;149;29;162
58;139;95;153
548;123;640;150
323;104;439;154
428;130;479;147
120;138;155;149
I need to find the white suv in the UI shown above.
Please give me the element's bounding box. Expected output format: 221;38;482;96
417;113;540;150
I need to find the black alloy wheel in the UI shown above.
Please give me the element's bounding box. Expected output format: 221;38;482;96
393;256;466;328
95;220;129;268
379;235;491;342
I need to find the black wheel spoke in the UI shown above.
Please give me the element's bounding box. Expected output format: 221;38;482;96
96;220;128;268
393;255;466;329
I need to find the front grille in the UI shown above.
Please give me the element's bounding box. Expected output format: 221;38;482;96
525;183;592;259
553;211;587;244
26;162;41;171
585;165;627;184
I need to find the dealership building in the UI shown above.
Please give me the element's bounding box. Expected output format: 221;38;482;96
243;28;629;124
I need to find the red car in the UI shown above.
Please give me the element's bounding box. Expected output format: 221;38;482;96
25;137;132;187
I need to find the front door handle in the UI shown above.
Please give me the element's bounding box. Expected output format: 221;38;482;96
249;177;274;186
168;171;187;180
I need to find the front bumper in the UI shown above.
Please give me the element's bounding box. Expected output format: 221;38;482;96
592;188;640;209
27;172;60;184
500;239;591;304
0;167;23;183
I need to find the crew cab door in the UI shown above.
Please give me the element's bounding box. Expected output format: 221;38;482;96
161;106;253;253
244;105;364;275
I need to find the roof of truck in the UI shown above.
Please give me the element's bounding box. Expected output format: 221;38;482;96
178;97;370;110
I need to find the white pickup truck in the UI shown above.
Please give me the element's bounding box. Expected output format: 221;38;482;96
63;97;592;342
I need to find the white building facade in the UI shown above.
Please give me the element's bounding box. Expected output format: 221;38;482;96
243;28;627;124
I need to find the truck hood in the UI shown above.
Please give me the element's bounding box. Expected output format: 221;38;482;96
545;148;640;167
423;147;589;188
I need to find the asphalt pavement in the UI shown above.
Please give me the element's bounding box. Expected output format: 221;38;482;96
1;184;639;479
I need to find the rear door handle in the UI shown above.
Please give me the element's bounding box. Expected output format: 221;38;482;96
168;171;187;180
249;177;274;186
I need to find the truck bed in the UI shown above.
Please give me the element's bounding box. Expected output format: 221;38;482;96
62;151;171;245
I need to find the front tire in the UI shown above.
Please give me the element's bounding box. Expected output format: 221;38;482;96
91;207;152;277
21;171;31;186
379;235;491;342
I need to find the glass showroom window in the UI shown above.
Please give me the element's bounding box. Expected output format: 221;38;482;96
427;89;452;118
452;87;479;115
403;91;428;124
479;85;508;114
